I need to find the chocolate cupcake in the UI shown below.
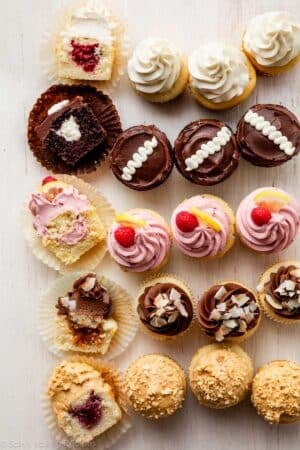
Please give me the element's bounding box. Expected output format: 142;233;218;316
174;119;239;185
197;282;261;342
109;125;173;190
236;104;300;167
28;84;122;174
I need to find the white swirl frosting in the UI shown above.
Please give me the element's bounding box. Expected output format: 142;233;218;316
121;137;158;181
127;38;182;94
243;12;300;67
188;43;250;103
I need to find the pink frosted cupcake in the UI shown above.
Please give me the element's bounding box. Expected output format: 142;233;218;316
107;209;171;273
236;187;300;254
170;195;235;259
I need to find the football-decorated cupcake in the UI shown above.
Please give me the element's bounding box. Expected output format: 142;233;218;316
188;43;256;110
197;282;261;342
38;271;138;358
109;125;173;190
236;104;300;167
174;119;239;185
236;187;300;254
136;274;194;340
243;12;300;76
170;195;235;260
44;358;130;446
257;261;300;324
107;209;171;273
127;38;188;103
21;175;114;273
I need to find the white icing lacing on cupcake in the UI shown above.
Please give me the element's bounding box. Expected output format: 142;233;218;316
244;110;295;156
48;100;70;116
185;127;232;171
121;137;158;181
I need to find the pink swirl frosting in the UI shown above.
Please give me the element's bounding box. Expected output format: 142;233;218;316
236;187;300;253
107;209;171;272
171;196;231;258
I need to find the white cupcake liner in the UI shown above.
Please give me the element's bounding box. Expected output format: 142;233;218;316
38;271;138;359
20;175;115;274
40;0;130;94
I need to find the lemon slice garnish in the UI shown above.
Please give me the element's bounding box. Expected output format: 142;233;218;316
190;207;222;232
254;190;290;212
115;213;146;228
40;180;68;193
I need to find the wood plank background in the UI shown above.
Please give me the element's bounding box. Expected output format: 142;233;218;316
1;0;299;449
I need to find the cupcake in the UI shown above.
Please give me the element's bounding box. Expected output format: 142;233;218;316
28;84;122;174
236;187;300;254
189;344;253;409
124;354;186;419
170;195;235;260
107;209;171;273
236;104;300;167
243;12;300;76
39;272;137;358
45;359;130;446
188;43;256;110
136;274;194;340
252;360;300;424
127;38;188;103
257;261;300;324
110;125;173;191
22;175;114;272
197;282;260;342
174;119;240;185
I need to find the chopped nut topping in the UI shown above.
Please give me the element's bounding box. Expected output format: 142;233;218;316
80;275;96;292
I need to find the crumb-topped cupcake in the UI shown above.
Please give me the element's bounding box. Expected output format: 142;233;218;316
107;209;171;273
236;187;300;254
197;282;261;342
257;261;300;324
127;38;188;103
170;195;235;259
188;43;256;110
243;12;300;76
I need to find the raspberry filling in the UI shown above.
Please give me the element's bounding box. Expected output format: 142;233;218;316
69;390;102;429
70;40;100;72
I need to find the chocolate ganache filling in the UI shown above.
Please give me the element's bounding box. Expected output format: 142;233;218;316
198;283;260;341
69;390;102;429
137;282;193;336
264;265;300;318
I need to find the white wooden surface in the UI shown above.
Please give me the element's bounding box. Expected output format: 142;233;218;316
1;0;299;449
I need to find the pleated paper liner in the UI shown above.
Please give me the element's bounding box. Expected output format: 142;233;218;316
135;273;196;342
196;280;262;344
42;356;131;448
41;0;130;94
20;175;115;274
38;270;138;359
257;260;300;325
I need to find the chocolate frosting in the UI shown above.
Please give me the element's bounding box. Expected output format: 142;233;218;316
236;104;300;167
137;282;193;336
174;119;239;185
109;125;174;191
264;265;300;318
198;283;260;340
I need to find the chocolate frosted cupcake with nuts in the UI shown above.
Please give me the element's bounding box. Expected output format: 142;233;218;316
136;274;194;339
174;119;239;185
197;282;260;342
110;125;173;191
257;261;300;324
28;84;122;174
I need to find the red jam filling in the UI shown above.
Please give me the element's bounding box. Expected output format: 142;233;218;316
70;40;100;73
69;390;102;429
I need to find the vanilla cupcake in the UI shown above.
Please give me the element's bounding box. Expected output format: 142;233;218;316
243;12;300;76
170;195;235;260
127;38;188;103
257;261;300;324
107;209;171;273
188;43;256;110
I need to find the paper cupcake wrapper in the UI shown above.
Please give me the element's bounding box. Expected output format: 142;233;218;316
20;175;115;274
41;0;130;94
42;356;131;448
38;271;138;359
135;273;196;342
